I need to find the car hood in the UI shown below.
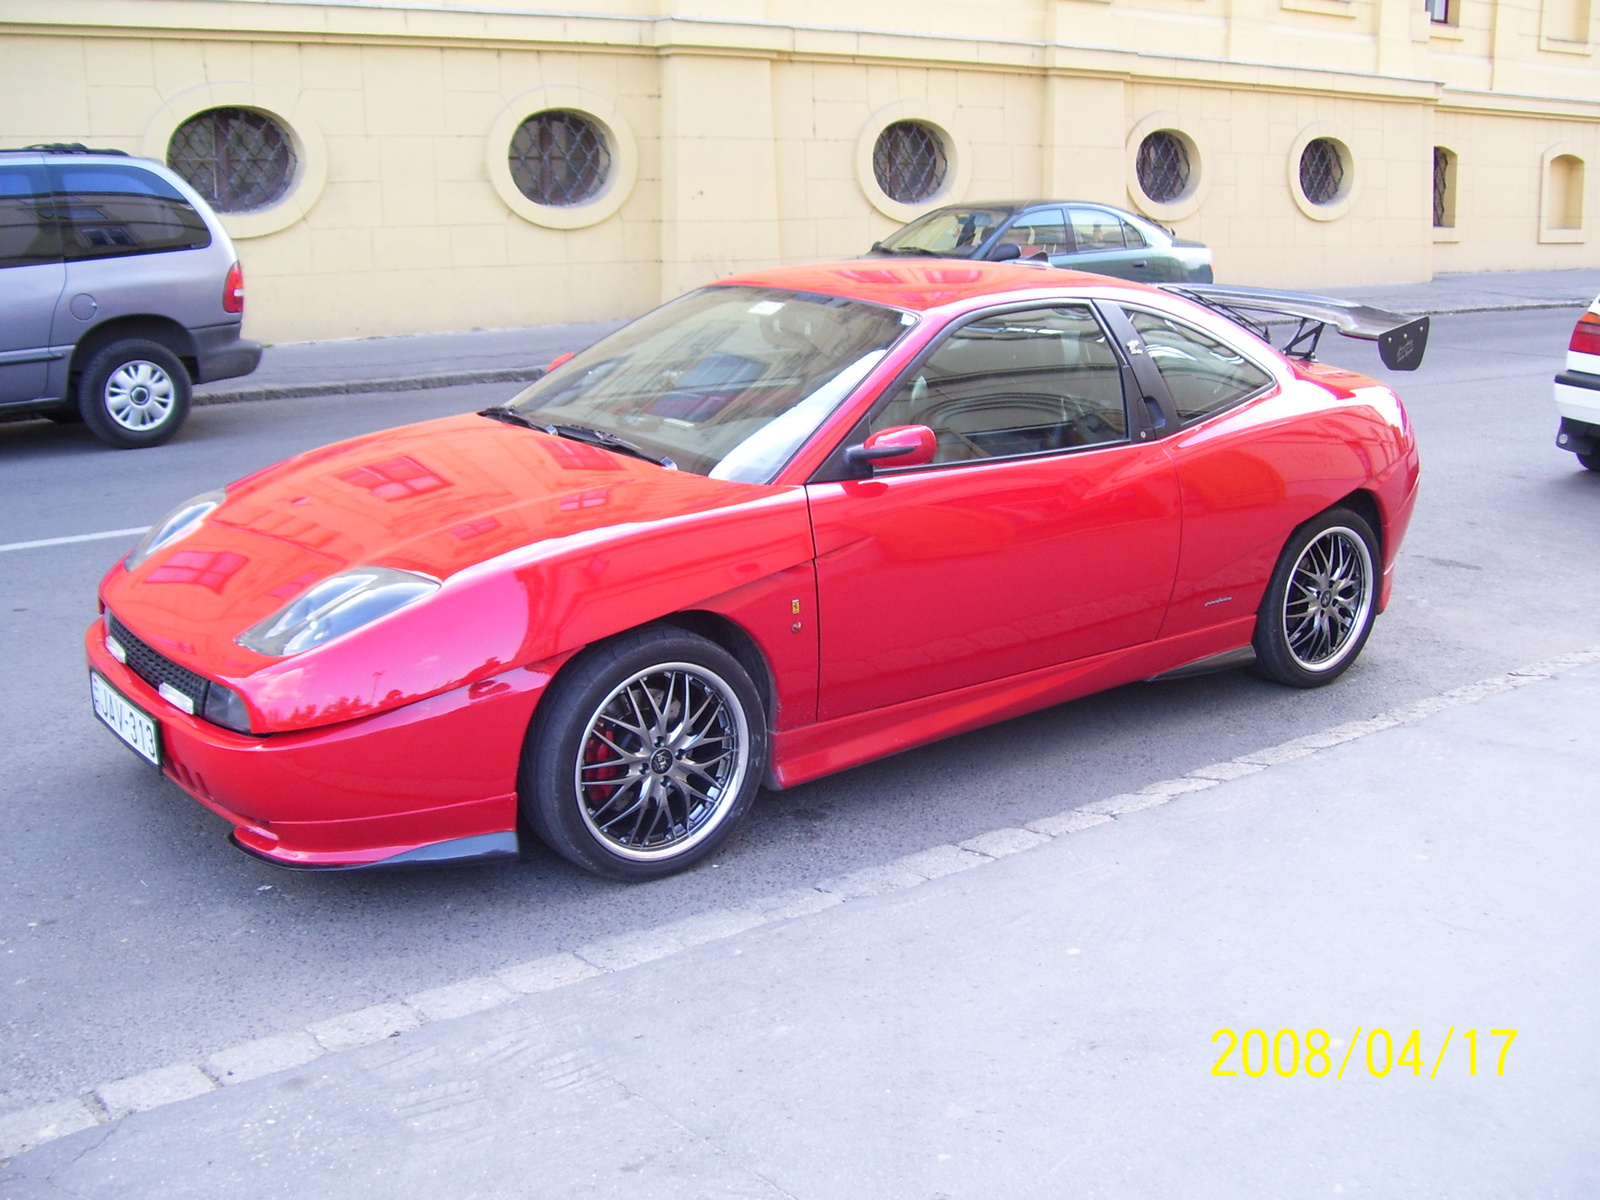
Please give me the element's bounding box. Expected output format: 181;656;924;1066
101;412;790;674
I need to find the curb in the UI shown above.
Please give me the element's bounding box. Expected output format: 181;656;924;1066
192;365;546;407
3;644;1598;1161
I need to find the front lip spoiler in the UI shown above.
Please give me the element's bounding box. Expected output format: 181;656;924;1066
229;831;521;871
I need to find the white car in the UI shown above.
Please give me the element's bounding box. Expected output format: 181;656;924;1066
1555;295;1600;472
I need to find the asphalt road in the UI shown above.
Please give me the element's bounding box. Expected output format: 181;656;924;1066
2;307;1596;1119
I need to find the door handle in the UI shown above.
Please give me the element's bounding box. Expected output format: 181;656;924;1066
1132;260;1148;269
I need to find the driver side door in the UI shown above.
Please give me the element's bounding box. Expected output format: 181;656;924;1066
806;302;1182;720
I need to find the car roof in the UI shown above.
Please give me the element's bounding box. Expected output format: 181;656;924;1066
928;200;1140;213
713;260;1161;313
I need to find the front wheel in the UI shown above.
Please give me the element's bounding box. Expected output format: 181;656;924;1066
1253;506;1380;688
522;627;767;881
77;339;191;449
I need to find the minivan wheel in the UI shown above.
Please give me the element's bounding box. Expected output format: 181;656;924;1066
522;628;767;881
78;340;191;449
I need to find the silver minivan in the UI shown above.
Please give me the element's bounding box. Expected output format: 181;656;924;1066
0;144;260;448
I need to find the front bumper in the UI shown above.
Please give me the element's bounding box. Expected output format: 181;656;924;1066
85;620;547;869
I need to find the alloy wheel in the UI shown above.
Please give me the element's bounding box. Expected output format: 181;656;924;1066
574;662;750;861
1281;526;1373;671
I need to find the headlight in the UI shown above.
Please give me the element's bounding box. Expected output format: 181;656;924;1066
125;490;225;571
237;567;439;657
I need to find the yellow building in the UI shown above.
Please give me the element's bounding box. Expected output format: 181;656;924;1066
3;0;1597;342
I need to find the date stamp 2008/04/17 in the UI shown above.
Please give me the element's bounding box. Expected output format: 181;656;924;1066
1211;1028;1517;1079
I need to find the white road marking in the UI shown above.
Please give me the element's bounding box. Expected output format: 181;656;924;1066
3;643;1599;1160
0;527;150;555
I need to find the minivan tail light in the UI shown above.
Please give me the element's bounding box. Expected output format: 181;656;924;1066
1570;311;1600;357
223;262;245;315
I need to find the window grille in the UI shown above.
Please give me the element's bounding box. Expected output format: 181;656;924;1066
1137;131;1191;204
1299;139;1346;206
167;108;296;213
873;121;948;205
509;111;612;207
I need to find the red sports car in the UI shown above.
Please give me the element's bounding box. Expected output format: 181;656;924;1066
86;263;1423;879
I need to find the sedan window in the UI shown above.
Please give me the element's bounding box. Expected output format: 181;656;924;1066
992;209;1072;258
869;305;1128;464
1068;207;1130;252
1123;308;1273;423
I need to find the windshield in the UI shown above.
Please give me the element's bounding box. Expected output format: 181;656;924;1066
503;286;913;482
875;208;1014;257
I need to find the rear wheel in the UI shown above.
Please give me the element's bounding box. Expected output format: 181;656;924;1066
77;339;191;449
1253;506;1379;688
522;628;767;881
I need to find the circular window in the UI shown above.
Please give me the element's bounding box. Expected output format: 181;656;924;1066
1299;138;1347;206
167;108;296;213
1136;131;1192;204
873;121;949;205
509;111;612;207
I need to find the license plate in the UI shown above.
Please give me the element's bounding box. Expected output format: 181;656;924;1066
91;671;161;766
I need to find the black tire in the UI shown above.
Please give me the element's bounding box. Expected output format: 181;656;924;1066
1578;450;1600;472
522;627;768;881
1252;506;1380;688
77;339;191;449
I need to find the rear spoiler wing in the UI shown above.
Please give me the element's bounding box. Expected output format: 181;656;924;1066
1158;283;1430;371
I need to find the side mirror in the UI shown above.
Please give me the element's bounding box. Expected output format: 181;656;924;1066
844;424;937;472
547;351;575;373
988;242;1022;262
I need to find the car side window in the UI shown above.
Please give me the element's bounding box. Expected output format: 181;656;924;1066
49;164;211;261
993;209;1071;258
869;305;1129;465
1124;308;1274;423
1120;218;1147;249
0;166;62;269
1068;207;1128;252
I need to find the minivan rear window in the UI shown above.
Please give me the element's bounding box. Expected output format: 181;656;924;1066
0;165;62;269
48;164;211;260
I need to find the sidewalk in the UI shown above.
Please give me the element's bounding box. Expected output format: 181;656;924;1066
4;654;1594;1198
1321;266;1600;316
194;267;1600;407
192;319;625;405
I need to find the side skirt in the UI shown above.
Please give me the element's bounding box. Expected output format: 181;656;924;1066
1145;645;1257;682
768;617;1257;790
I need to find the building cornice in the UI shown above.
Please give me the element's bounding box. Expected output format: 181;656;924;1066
4;0;1456;105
